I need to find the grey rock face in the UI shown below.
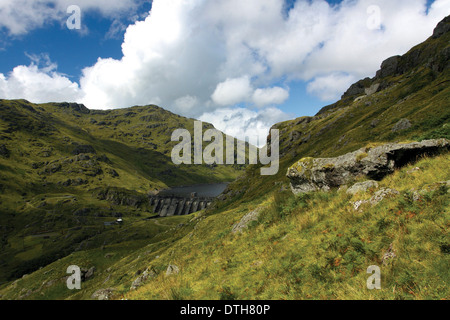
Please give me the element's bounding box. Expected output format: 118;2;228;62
376;55;401;78
364;83;380;96
432;15;450;38
392;118;412;132
287;139;449;195
341;77;371;99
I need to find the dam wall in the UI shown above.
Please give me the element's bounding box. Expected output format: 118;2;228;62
149;195;214;217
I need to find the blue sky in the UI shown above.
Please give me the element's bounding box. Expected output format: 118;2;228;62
0;0;448;142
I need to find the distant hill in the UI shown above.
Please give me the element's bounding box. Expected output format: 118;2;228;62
0;99;244;283
0;16;448;300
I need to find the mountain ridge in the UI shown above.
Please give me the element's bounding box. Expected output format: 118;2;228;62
0;15;449;300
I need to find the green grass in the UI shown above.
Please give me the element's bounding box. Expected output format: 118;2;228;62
120;153;449;300
0;99;246;283
0;23;449;299
1;153;446;300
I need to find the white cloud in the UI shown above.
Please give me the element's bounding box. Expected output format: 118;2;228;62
211;77;253;106
0;0;142;35
200;107;291;147
76;0;450;112
252;87;289;107
307;73;357;101
1;0;450;137
0;55;81;103
175;95;198;112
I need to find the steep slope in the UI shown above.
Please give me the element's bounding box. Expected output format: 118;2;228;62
215;14;450;211
0;16;449;300
0;100;244;283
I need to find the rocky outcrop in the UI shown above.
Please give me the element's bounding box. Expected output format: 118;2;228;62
72;144;96;155
287;139;449;195
433;15;450;38
130;267;156;290
341;77;372;99
231;208;261;234
59;102;90;114
351;188;400;211
97;187;147;208
323;15;450;110
91;288;116;300
376;55;401;79
392;118;412;132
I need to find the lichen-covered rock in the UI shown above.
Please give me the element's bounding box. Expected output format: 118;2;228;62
287;139;449;195
369;188;400;205
347;180;379;195
232;208;261;234
91;288;116;300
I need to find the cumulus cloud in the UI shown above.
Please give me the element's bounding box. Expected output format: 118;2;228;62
1;0;450;141
77;0;450;111
0;0;142;35
211;77;253;106
0;54;81;102
253;87;290;107
307;73;356;101
200;107;291;147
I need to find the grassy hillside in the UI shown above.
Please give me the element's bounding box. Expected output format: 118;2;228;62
214;18;450;213
0;153;447;300
0;100;244;284
0;17;448;300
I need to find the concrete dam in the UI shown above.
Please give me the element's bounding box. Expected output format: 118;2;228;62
149;183;228;217
149;195;214;217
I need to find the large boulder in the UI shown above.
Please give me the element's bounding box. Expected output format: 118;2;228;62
287;139;449;195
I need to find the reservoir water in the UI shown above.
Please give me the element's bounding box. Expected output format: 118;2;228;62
158;183;229;198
